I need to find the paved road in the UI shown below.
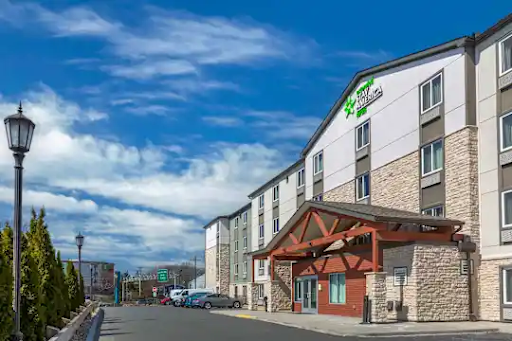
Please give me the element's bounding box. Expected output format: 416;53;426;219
99;306;512;341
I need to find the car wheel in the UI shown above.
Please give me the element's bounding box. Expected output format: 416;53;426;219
174;301;179;307
203;302;212;310
233;301;241;309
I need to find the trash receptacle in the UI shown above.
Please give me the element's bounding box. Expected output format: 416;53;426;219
263;296;268;312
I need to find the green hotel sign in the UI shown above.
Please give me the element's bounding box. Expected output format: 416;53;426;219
344;77;383;119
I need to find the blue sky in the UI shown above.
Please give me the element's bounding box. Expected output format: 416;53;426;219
0;0;509;272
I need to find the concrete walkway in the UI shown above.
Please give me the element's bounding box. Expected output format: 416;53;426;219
210;309;508;337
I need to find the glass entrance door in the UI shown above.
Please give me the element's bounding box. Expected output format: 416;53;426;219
301;276;318;314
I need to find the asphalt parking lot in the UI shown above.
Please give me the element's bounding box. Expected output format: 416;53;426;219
99;306;512;341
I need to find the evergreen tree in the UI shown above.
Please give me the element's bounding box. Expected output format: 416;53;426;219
78;273;85;306
65;261;79;312
28;208;60;328
1;222;13;266
20;233;43;341
55;251;69;323
0;230;13;340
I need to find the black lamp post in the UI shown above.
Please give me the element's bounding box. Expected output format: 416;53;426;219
4;103;36;341
75;232;84;283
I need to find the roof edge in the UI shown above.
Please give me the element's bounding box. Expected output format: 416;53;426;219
228;202;252;219
201;215;228;230
475;13;512;43
300;36;473;157
248;158;304;199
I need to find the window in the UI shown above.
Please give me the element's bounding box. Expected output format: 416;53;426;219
234;240;238;252
356;173;370;201
243;231;247;249
243;261;247;275
258;260;265;275
272;218;280;234
422;205;444;217
259;224;264;239
502;190;512;228
258;195;264;209
258;284;264;299
329;273;346;304
234;217;239;228
272;185;279;202
420;73;443;113
243;212;248;224
313;151;323;174
504;269;512;304
500;112;512;152
500;33;512;76
234;263;239;275
356;121;370;150
313;194;323;202
297;168;305;188
294;278;302;301
421;140;443;176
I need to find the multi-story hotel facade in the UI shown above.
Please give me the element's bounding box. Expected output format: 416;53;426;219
203;14;512;322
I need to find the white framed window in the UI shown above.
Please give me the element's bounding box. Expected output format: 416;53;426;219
234;240;238;252
422;205;444;217
313;194;323;202
504;268;512;304
420;73;443;113
499;33;512;76
294;278;302;301
259;224;264;239
272;185;279;202
421;139;443;176
356;173;370;201
356;120;370;150
500;111;512;152
258;259;264;270
258;283;264;299
234;263;239;275
502;190;512;228
329;273;346;304
313;151;323;175
234;217;239;228
258;195;264;209
243;232;247;249
243;212;248;224
297;168;305;188
243;261;247;275
272;218;280;234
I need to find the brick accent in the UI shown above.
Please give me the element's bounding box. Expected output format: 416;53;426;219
371;151;419;212
383;244;469;322
269;261;292;312
324;180;355;203
479;258;512;321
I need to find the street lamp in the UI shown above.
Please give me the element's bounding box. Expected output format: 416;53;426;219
75;232;84;283
5;103;36;341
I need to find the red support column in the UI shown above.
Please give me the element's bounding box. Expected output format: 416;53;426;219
251;258;255;282
270;255;275;281
371;231;379;272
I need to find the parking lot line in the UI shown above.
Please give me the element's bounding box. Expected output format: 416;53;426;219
235;314;257;319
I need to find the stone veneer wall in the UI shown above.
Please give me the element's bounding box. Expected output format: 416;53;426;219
479;258;512;321
365;272;387;323
268;261;292;312
383;243;469;322
204;246;217;290
218;244;230;295
371;152;419;212
324;180;355;203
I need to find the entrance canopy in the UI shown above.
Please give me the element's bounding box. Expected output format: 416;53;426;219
249;201;465;280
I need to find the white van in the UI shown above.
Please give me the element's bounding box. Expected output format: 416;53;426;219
172;288;214;306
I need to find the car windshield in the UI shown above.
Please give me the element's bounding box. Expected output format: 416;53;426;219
191;293;207;298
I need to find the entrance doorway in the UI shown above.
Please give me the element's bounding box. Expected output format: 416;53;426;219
300;276;318;314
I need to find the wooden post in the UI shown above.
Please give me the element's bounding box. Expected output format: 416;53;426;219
371;231;379;272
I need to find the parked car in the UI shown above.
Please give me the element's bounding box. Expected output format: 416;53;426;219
183;292;209;308
171;288;214;307
196;294;242;309
160;297;172;305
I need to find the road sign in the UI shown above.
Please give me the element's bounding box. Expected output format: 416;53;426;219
152;287;157;293
157;269;168;283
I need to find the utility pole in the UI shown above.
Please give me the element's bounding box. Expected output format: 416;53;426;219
137;267;142;297
194;256;197;289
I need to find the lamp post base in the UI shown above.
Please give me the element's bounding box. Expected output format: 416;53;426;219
12;330;23;341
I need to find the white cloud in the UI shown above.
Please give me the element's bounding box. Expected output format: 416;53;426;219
0;86;288;266
245;110;321;140
202;116;243;127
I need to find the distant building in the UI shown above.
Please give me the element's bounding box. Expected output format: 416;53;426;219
68;260;115;295
187;274;205;289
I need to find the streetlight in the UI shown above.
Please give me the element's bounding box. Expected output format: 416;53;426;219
4;103;36;341
75;232;84;283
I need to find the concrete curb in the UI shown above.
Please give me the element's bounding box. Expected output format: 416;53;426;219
221;313;500;338
85;308;104;341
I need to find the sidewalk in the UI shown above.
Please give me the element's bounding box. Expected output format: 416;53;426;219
210;309;509;337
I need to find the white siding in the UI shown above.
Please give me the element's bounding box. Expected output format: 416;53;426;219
219;219;230;244
305;48;466;195
205;222;217;249
279;171;298;228
250;197;259;252
476;21;512;259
